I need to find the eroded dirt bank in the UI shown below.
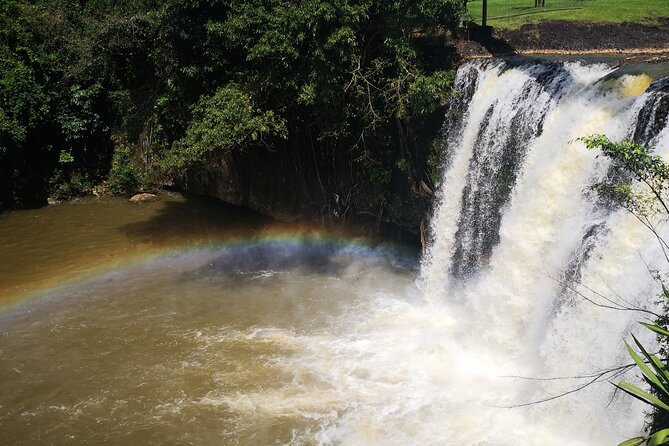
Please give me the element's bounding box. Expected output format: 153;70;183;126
456;19;669;59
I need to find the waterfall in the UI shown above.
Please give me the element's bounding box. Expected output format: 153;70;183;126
201;59;669;446
419;58;669;443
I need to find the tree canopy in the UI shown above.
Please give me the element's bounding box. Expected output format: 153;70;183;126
0;0;464;207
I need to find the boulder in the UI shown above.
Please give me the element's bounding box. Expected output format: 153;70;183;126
129;193;159;203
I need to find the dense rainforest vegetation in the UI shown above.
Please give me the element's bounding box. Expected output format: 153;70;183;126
0;0;464;229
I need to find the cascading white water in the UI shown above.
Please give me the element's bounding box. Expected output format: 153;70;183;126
196;60;669;445
195;60;669;445
416;58;669;444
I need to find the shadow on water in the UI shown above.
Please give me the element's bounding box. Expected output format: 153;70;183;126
120;192;270;244
117;191;419;290
202;242;343;274
180;241;419;291
184;242;352;288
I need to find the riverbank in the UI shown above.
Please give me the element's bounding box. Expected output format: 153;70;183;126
456;19;669;59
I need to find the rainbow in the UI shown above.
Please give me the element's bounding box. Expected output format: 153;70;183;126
0;228;418;314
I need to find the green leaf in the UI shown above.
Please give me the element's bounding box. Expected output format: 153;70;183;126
58;150;74;164
625;340;668;395
631;334;669;388
617;381;669;412
641;322;669;337
648;354;669;386
648;428;669;446
618;437;646;446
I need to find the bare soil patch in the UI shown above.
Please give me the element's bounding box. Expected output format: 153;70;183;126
456;19;669;58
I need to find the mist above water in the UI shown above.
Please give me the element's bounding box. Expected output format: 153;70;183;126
0;241;421;445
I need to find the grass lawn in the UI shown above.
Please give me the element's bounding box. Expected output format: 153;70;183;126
467;0;669;29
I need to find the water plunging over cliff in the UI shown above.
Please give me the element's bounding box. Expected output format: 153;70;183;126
418;58;669;444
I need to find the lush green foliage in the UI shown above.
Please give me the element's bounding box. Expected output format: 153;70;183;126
107;145;143;196
616;321;669;446
0;0;462;210
583;135;669;216
0;0;118;206
159;85;287;174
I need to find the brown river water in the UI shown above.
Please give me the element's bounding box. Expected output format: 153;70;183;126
0;193;419;445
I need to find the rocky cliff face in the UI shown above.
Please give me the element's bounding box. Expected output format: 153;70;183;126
183;144;431;246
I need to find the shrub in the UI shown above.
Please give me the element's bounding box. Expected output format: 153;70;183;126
107;145;143;196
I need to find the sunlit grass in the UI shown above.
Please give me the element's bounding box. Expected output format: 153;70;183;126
467;0;669;29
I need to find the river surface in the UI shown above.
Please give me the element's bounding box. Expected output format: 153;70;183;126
0;193;420;445
0;193;270;304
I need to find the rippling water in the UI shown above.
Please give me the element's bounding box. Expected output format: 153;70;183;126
0;193;419;445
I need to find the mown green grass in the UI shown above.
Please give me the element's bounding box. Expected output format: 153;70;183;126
467;0;669;29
